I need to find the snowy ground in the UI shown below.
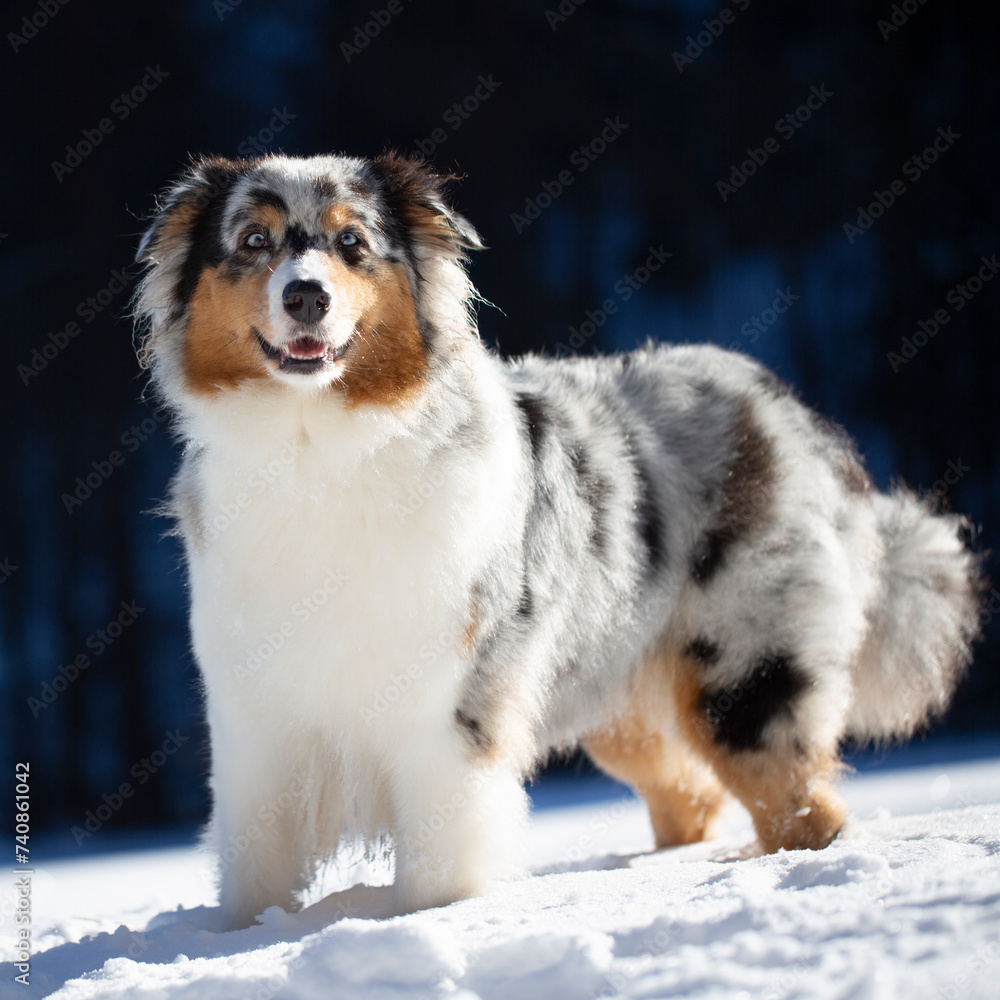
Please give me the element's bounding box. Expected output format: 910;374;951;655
4;748;1000;999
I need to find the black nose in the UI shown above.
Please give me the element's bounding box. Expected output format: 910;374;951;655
282;280;331;324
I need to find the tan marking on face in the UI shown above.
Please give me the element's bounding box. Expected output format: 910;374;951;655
337;263;428;409
584;663;726;848
323;203;361;232
183;263;278;395
670;649;846;853
250;204;285;241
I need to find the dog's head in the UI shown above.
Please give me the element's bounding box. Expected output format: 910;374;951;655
134;152;482;406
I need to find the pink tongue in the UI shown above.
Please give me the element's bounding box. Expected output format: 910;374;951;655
287;338;327;359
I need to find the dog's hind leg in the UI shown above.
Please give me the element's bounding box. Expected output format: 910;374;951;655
670;640;849;854
583;679;728;848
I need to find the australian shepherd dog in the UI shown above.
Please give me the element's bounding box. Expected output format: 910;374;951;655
134;152;981;929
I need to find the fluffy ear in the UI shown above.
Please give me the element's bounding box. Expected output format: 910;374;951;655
133;156;248;369
135;155;246;268
373;151;484;259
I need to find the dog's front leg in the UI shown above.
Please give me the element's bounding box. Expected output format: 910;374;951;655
386;726;529;914
207;728;316;929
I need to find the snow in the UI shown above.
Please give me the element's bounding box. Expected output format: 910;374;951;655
4;751;1000;999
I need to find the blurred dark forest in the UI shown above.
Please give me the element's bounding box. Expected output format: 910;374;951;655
2;0;998;845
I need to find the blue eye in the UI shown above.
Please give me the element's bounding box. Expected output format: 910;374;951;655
340;232;359;247
244;232;268;249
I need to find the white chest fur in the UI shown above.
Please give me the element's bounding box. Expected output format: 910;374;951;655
177;377;520;738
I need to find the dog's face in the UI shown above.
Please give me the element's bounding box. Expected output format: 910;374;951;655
136;153;480;405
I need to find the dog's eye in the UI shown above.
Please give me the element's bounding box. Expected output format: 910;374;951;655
339;232;360;247
244;232;269;249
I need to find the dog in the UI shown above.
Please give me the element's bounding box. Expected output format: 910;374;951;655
134;151;982;929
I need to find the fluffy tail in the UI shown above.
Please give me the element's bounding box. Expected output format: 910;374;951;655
847;488;983;742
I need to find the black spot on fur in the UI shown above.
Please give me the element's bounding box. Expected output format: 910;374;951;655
514;392;549;462
314;177;339;200
700;652;808;752
517;581;534;621
247;187;288;214
455;709;493;752
284;224;311;256
685;636;721;666
175;162;249;307
691;401;775;585
633;454;667;573
569;444;609;554
690;527;733;583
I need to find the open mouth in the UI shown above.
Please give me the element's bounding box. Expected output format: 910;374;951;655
254;329;352;373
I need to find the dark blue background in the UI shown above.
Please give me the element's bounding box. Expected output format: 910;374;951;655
2;0;997;847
